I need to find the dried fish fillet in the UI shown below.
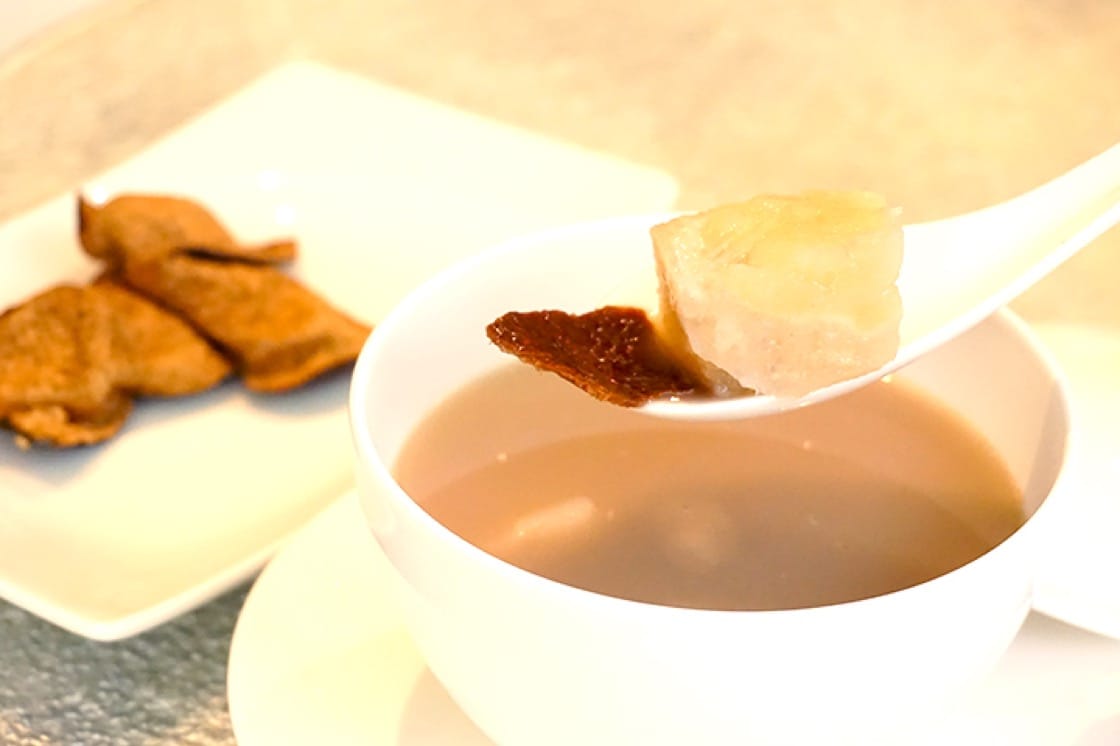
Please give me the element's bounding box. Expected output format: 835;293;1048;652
0;282;230;447
7;392;133;448
78;193;371;391
123;255;371;391
78;194;297;267
0;285;115;418
93;279;233;395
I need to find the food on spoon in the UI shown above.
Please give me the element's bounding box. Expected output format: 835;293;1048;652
0;282;230;447
488;190;903;406
486;307;710;407
652;190;903;397
79;194;372;392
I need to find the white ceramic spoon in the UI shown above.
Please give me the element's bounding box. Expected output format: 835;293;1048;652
643;141;1120;421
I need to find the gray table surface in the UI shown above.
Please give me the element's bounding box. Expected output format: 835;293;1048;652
1;586;247;744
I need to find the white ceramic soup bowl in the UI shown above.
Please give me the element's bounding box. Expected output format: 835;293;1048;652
349;215;1071;745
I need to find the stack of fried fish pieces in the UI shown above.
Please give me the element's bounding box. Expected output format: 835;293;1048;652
0;194;371;447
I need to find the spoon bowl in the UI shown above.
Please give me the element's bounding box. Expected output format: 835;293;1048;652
642;141;1120;419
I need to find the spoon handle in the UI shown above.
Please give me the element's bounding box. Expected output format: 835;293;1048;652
899;141;1120;356
975;140;1120;268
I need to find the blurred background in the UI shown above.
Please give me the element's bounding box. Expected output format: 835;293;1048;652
2;0;1118;325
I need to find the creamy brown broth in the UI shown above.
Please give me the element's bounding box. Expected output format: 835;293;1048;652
393;365;1025;610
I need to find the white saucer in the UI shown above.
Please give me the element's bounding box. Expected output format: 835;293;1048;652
227;492;491;745
227;492;1120;746
1029;322;1120;640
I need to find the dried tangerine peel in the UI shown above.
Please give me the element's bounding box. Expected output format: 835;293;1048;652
486;307;709;407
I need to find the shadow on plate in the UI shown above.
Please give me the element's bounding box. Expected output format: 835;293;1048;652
0;382;240;488
243;364;354;419
0;362;353;491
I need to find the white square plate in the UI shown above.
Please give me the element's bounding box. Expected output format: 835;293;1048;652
0;60;677;640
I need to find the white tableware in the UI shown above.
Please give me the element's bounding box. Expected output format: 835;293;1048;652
635;141;1120;420
0;60;676;640
348;204;1072;745
1029;322;1120;640
227;492;1120;746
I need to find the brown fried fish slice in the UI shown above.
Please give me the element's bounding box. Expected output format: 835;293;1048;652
486;306;711;407
123;254;372;392
91;280;233;395
0;282;231;447
0;285;115;419
78;194;297;267
7;392;133;448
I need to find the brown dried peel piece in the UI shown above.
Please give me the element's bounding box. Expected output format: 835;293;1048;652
0;283;231;447
486;306;710;407
123;254;372;392
78;194;297;267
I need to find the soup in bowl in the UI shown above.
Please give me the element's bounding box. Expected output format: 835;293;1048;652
349;215;1070;745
